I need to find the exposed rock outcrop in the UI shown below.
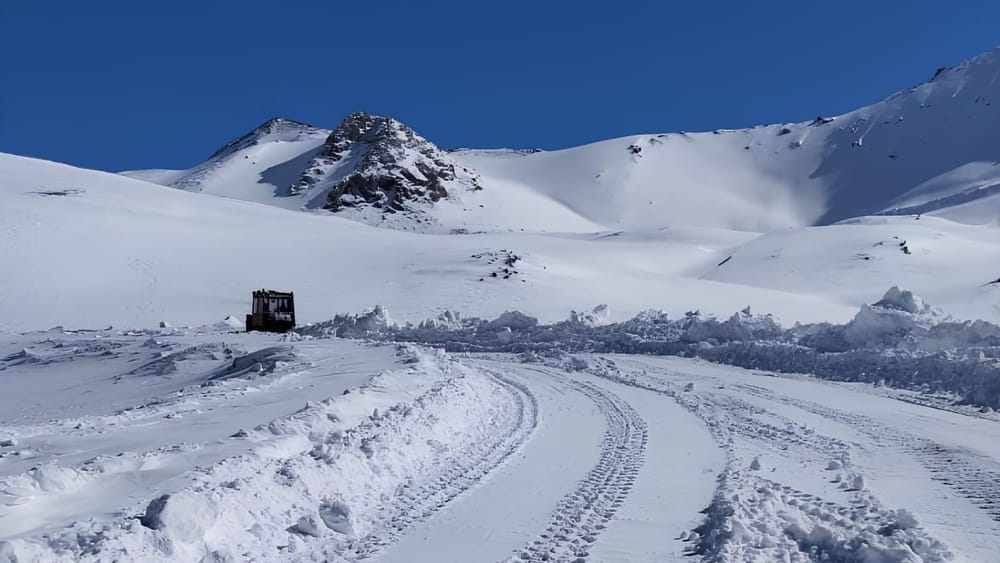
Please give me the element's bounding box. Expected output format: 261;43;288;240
298;112;481;214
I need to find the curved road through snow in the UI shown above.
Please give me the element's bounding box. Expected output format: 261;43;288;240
4;336;1000;562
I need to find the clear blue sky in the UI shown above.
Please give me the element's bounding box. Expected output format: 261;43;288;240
2;1;998;172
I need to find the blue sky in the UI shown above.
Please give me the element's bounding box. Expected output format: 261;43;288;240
2;1;998;172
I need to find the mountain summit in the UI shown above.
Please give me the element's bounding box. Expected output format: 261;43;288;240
297;111;481;214
207;117;320;161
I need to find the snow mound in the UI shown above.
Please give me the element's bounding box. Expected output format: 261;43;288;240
874;286;934;315
486;311;538;331
569;304;611;327
209;345;299;380
843;286;950;348
306;288;1000;409
10;347;536;561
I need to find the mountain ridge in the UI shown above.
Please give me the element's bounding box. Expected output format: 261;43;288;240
120;46;1000;232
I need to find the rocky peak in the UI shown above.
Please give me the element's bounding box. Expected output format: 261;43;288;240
298;112;481;214
321;112;381;160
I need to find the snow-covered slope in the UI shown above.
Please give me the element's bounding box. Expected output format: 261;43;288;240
701;215;1000;322
122;118;330;207
3;152;870;332
123;114;600;233
4;152;999;333
456;47;1000;231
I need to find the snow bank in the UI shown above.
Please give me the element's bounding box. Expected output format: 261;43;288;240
8;346;534;562
299;288;1000;409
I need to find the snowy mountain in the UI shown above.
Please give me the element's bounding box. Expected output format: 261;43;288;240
125;48;1000;233
3;45;998;333
458;47;1000;231
5;47;1000;563
297;112;481;218
3;151;998;333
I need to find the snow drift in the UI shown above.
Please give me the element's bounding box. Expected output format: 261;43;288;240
300;288;1000;409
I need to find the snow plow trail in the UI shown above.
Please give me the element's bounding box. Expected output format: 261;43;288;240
606;354;1000;562
5;334;1000;563
374;366;608;563
339;366;540;560
506;380;647;562
376;362;721;563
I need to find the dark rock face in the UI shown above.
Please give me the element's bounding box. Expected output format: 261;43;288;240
298;112;481;213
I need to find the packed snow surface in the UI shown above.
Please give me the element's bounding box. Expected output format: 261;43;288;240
2;304;999;561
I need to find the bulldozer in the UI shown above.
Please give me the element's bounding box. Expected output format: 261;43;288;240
246;289;295;333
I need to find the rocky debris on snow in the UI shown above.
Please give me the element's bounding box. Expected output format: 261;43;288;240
472;250;524;281
31;188;85;197
872;236;913;256
297;112;481;215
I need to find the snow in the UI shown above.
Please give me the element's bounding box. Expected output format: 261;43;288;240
120;49;1000;236
2;153;870;333
2;43;1000;563
456;45;1000;233
120;118;331;210
0;333;399;540
375;363;606;563
700;216;1000;323
3;323;998;562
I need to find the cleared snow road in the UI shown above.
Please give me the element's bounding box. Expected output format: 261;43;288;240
377;361;723;563
375;365;606;563
5;336;1000;563
607;355;1000;562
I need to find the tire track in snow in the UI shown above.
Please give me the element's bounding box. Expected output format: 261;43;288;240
918;444;1000;521
342;368;539;560
508;381;647;563
728;381;1000;524
572;358;955;561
